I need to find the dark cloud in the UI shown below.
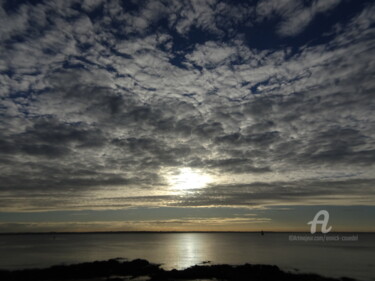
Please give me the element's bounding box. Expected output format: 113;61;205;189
169;178;375;207
0;117;106;158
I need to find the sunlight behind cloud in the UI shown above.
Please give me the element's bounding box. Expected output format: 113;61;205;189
167;167;212;191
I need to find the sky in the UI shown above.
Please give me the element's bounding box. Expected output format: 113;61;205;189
0;0;374;233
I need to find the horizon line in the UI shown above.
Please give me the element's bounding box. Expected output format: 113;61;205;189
0;230;372;235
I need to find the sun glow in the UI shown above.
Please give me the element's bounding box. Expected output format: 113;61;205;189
168;167;212;191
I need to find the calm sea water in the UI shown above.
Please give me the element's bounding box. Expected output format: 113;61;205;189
0;233;374;281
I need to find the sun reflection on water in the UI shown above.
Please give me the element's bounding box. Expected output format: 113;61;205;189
168;233;210;269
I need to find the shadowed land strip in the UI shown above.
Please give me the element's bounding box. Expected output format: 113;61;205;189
0;259;356;281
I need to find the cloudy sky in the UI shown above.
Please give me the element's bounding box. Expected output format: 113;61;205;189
0;0;374;232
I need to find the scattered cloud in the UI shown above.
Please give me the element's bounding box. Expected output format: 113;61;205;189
0;0;374;218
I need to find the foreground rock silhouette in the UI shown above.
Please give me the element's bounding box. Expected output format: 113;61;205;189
0;259;356;281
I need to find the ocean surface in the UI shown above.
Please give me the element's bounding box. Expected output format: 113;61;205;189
0;233;374;281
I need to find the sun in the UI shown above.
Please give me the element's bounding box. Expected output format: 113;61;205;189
168;167;212;191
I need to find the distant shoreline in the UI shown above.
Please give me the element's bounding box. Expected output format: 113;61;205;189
0;230;372;235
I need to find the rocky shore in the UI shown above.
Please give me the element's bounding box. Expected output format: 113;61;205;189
0;259;356;281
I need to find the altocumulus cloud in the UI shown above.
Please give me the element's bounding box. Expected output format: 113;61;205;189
0;0;374;212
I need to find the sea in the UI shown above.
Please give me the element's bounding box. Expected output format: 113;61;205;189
0;232;374;281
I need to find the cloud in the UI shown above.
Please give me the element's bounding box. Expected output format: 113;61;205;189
0;216;271;232
0;0;374;215
169;178;375;208
256;0;342;37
